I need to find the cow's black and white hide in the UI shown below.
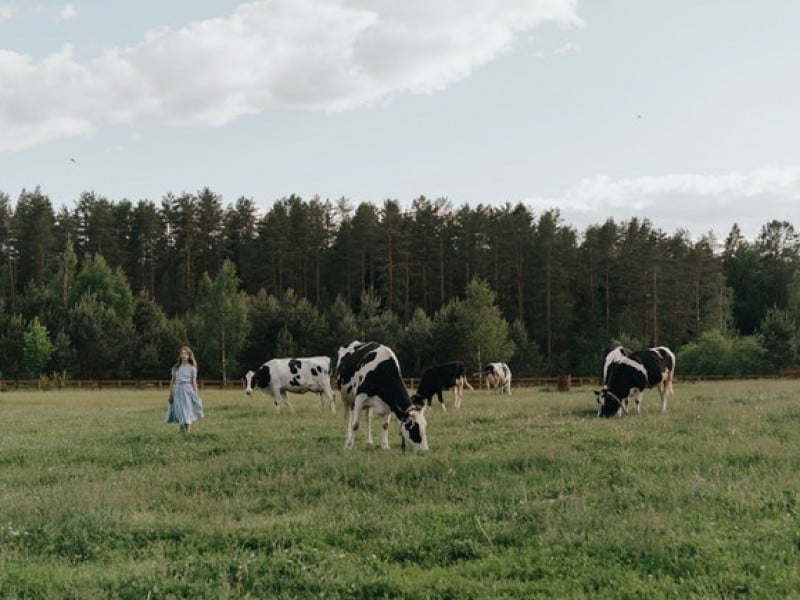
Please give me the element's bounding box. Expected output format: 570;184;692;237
484;362;512;395
336;340;428;451
412;361;474;410
602;346;632;384
244;356;335;414
595;347;675;417
650;345;676;398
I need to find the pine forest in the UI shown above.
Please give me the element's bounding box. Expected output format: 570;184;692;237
1;186;798;382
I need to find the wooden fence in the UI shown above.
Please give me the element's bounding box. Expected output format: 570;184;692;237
2;371;799;392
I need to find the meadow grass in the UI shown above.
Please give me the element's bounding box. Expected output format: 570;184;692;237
1;381;799;598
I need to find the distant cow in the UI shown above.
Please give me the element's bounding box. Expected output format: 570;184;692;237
484;362;512;395
595;346;676;417
336;340;428;451
244;356;335;414
412;361;474;410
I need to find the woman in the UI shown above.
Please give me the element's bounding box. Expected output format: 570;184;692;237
165;346;204;433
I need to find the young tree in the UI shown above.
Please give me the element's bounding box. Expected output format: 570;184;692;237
397;307;434;377
131;290;184;378
431;277;515;376
325;295;360;358
191;259;250;382
48;328;76;379
67;255;136;378
70;293;135;378
357;289;403;350
21;317;54;378
757;307;796;371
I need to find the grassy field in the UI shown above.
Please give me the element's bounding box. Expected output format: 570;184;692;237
1;380;799;599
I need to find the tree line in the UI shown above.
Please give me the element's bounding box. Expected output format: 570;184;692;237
1;186;799;381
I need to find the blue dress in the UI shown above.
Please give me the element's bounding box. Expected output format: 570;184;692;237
165;363;204;425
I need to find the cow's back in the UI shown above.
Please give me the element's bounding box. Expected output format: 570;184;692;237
629;350;667;386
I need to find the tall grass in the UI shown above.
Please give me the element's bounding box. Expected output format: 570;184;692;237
1;381;799;598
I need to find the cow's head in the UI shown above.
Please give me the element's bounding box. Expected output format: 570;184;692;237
243;365;270;395
409;393;427;409
400;406;428;451
594;388;626;418
243;370;255;395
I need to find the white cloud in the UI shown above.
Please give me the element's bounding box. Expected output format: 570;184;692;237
0;0;581;152
552;42;579;55
59;3;78;21
526;166;800;240
0;5;17;20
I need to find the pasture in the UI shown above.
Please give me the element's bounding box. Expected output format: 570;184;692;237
1;381;799;598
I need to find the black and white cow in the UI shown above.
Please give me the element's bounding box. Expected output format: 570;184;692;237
484;362;512;395
244;356;335;414
336;340;428;451
595;346;676;417
412;361;474;410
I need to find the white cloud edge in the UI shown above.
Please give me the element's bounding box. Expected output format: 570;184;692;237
0;0;583;152
524;166;800;238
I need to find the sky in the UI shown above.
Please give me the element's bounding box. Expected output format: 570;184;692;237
2;1;799;243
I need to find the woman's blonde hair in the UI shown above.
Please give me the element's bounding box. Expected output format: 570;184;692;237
173;345;198;371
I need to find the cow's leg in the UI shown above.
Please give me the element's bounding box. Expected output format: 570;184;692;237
351;394;376;446
270;390;282;414
436;390;446;411
325;388;336;414
379;413;391;450
631;388;643;414
343;403;356;450
453;380;463;410
366;407;375;446
282;390;294;413
347;394;370;449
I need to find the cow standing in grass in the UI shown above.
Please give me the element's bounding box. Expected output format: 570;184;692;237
484;362;512;395
595;346;676;417
412;361;473;410
244;356;336;414
336;341;428;451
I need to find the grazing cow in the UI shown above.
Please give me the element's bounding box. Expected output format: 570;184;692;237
595;347;675;417
244;356;335;414
336;341;428;451
484;362;512;395
412;361;474;410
